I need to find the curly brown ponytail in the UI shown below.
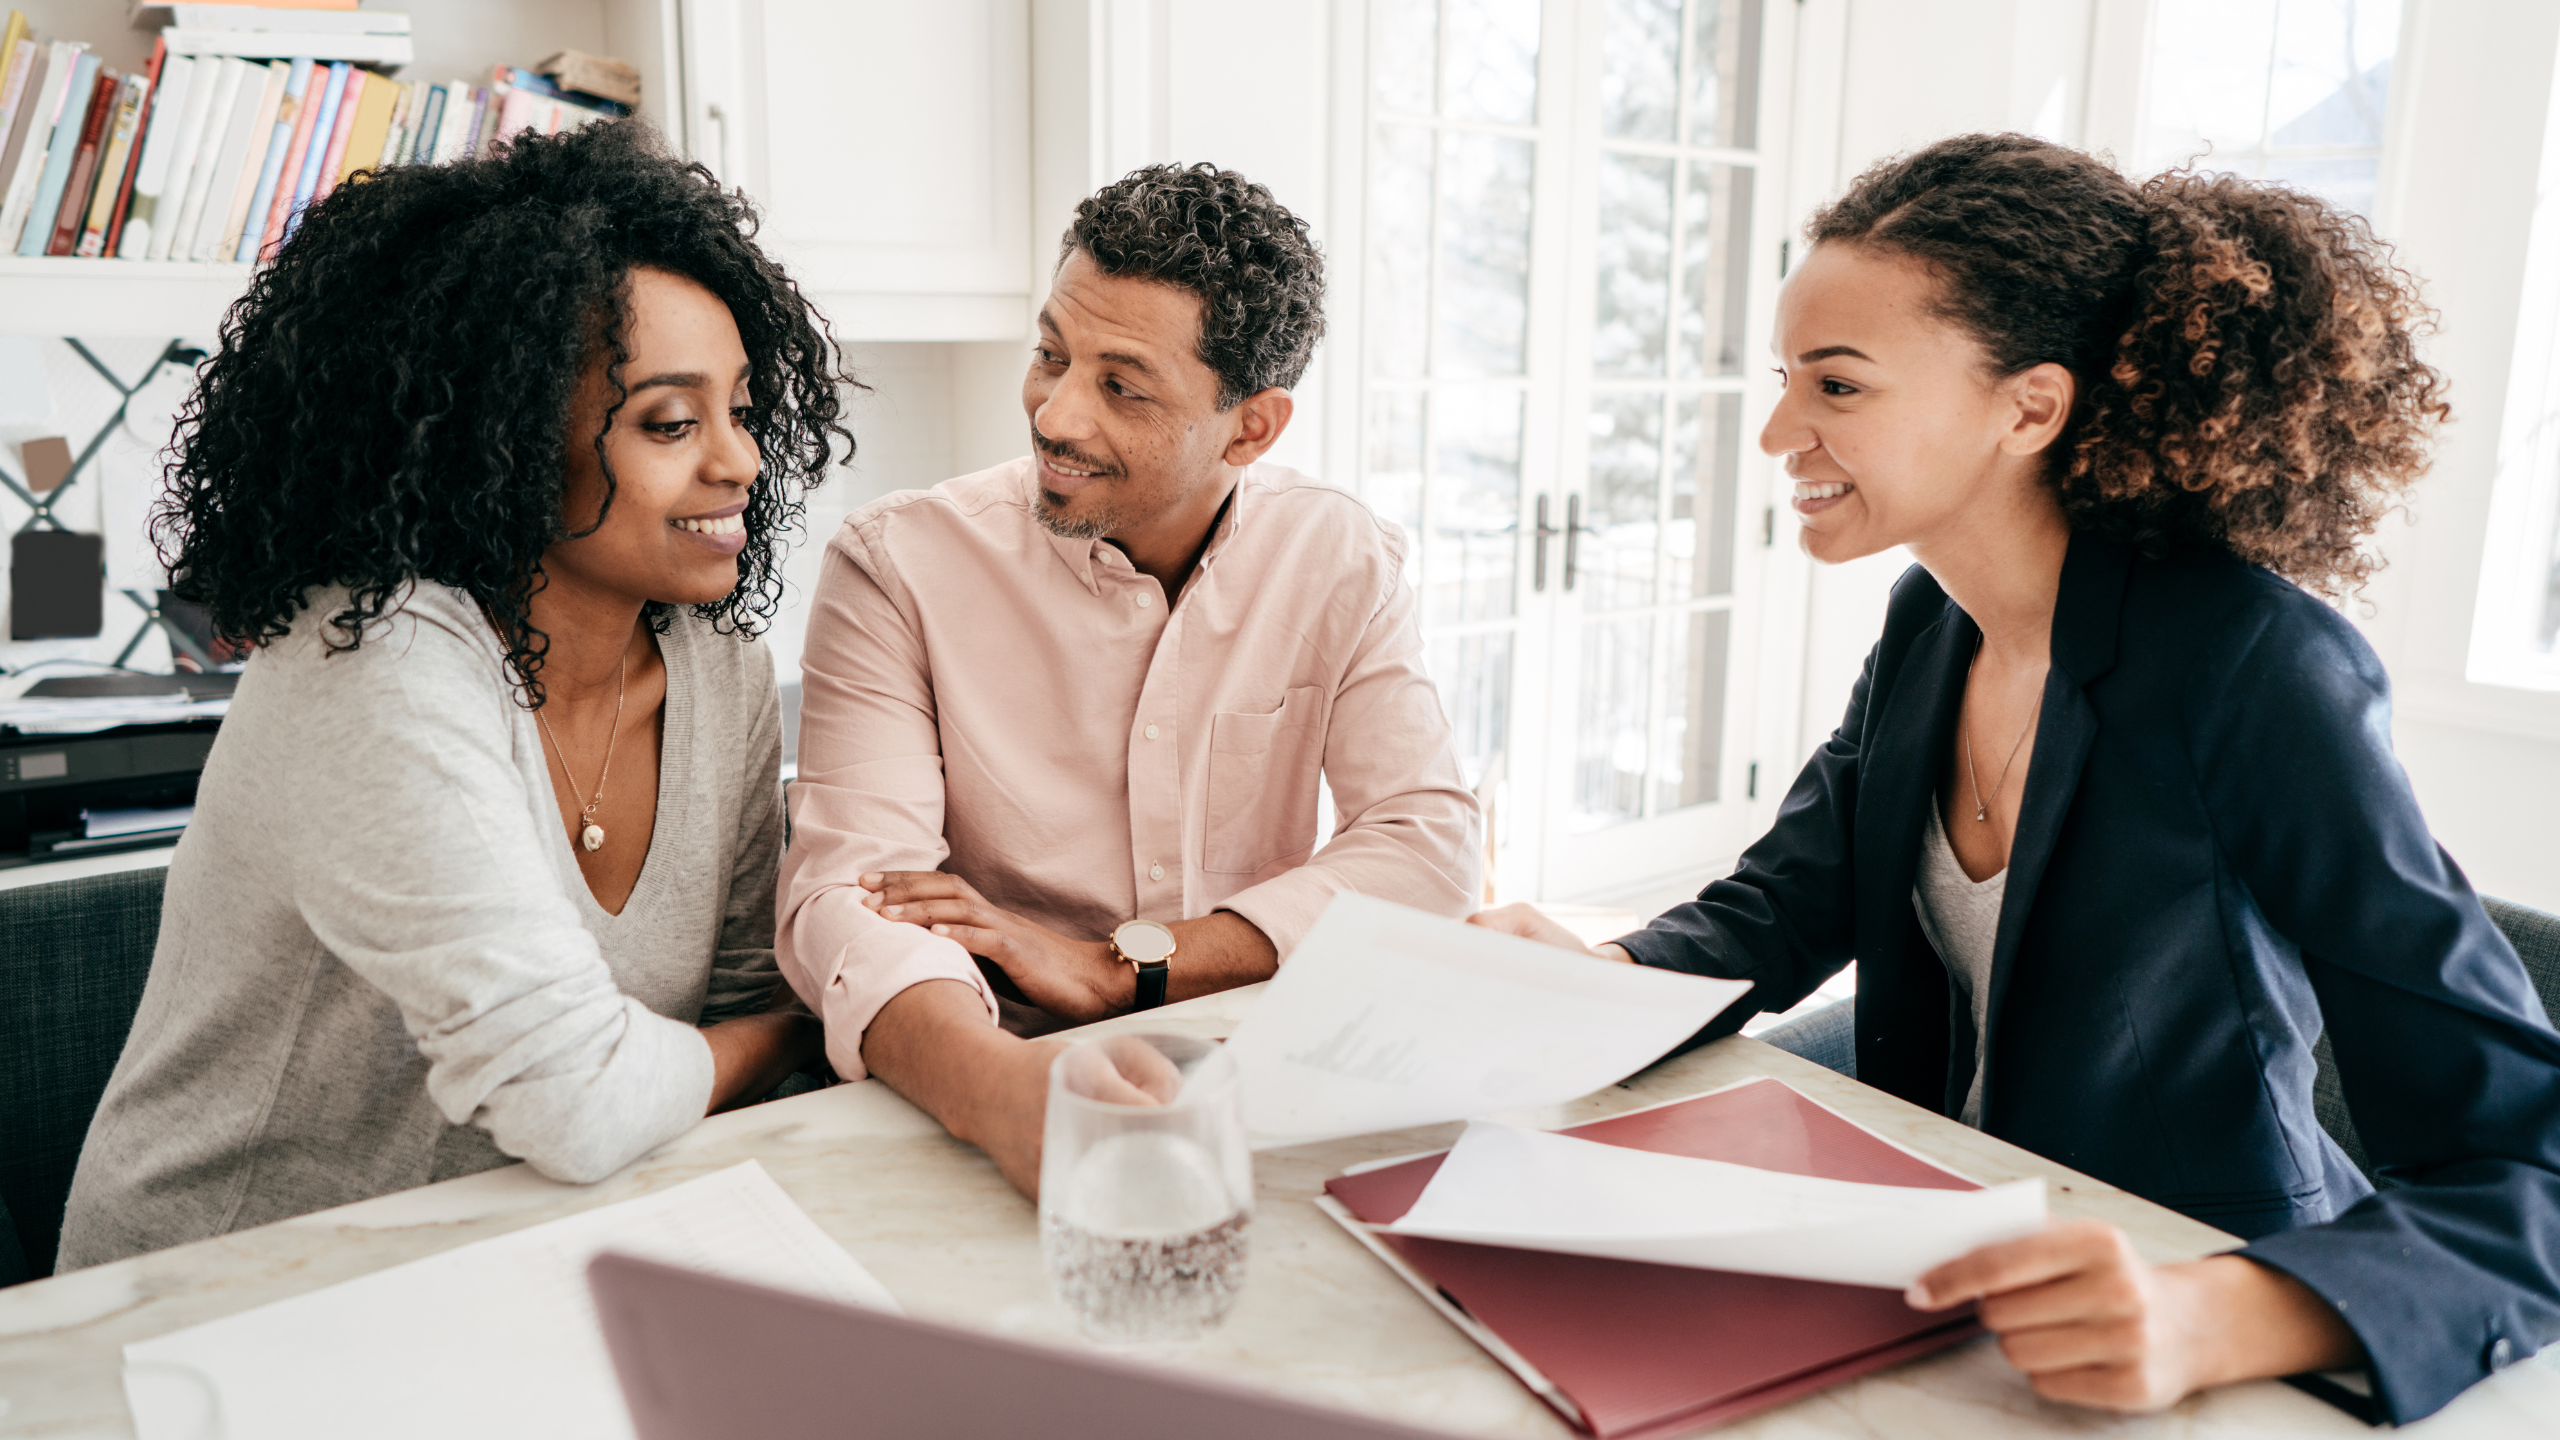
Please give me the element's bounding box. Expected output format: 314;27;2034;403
1806;133;2448;595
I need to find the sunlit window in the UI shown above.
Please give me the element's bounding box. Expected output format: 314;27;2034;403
2136;0;2402;216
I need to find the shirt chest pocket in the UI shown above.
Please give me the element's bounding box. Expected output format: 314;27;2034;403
1203;685;1330;875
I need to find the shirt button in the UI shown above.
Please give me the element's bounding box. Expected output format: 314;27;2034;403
1136;594;1153;608
1144;724;1159;740
1149;863;1165;882
2487;1335;2515;1370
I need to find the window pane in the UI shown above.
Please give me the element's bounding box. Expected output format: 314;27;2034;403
1443;0;1540;125
1572;615;1653;832
1435;132;1537;377
1686;0;1763;149
1368;125;1435;379
2263;154;2380;216
1654;607;1729;812
1428;631;1513;791
1429;387;1522;626
1584;394;1662;612
1668;392;1742;597
2267;0;2399;150
1366;390;1426;564
1593;152;1675;377
1600;0;1680;142
1373;0;1439;115
1675;163;1754;378
2139;0;2280;172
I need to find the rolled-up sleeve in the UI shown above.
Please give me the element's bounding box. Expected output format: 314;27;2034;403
284;615;712;1185
1218;534;1483;958
777;529;998;1080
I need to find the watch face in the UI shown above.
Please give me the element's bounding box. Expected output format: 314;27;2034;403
1114;919;1177;964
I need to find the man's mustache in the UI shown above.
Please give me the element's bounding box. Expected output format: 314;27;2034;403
1030;425;1124;479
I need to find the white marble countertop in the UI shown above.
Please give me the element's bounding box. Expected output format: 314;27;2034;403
4;985;2554;1439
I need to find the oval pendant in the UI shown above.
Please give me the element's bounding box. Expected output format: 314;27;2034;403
581;823;605;852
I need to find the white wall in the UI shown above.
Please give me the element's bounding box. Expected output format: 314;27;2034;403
1776;0;2560;911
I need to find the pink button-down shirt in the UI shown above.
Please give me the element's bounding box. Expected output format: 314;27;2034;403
777;457;1482;1078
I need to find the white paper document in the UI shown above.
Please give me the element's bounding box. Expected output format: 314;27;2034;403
1223;894;1751;1144
123;1161;894;1440
1382;1121;2049;1289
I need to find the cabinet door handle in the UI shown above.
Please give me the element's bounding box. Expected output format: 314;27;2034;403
1532;494;1562;592
704;103;733;179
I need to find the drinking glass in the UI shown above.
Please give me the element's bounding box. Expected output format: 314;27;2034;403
1039;1033;1254;1344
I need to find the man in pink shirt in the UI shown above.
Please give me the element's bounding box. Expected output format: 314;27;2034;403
777;164;1482;1190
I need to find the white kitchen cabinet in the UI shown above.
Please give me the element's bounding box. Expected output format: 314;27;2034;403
681;0;1034;342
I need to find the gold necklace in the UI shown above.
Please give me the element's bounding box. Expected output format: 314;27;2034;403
535;651;627;852
1960;638;2041;823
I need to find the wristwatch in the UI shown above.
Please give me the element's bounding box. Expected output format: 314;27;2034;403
1110;919;1178;1011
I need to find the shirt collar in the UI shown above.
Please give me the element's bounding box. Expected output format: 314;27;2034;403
1033;463;1256;594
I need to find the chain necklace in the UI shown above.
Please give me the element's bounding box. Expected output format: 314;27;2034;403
535;651;627;853
1960;637;2041;823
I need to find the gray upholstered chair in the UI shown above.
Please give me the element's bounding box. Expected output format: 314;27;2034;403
1759;895;2560;1184
0;866;167;1286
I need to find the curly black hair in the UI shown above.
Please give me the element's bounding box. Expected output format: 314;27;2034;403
154;120;851;704
1064;162;1325;407
1807;133;2447;595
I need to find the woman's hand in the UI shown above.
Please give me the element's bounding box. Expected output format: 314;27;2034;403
862;871;1130;1021
1469;902;1635;963
1907;1220;2363;1411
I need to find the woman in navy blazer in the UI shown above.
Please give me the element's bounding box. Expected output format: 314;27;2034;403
1482;135;2560;1424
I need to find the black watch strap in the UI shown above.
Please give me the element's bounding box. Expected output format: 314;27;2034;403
1132;959;1169;1010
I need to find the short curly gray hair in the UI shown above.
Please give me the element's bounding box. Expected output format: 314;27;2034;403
1063;163;1325;408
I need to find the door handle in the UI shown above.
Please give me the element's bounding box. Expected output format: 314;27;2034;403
1532;494;1563;591
1564;493;1586;592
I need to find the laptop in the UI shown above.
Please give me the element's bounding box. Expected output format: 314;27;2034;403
587;1252;1463;1440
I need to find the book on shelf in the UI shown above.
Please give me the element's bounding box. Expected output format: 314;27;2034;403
164;52;242;259
74;69;149;255
0;4;640;267
117;50;194;256
236;53;306;262
162;27;412;66
17;49;101;256
534;49;637;110
96;40;170;255
213;58;284;261
133;5;404;35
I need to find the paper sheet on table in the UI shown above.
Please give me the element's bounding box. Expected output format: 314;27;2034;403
1382;1121;2048;1289
122;1161;894;1440
1223;894;1750;1145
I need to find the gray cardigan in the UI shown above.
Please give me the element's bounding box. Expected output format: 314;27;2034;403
58;584;784;1270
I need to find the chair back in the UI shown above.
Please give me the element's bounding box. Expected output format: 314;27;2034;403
0;866;167;1284
2314;896;2560;1180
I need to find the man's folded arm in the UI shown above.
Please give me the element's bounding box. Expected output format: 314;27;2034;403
776;535;997;1081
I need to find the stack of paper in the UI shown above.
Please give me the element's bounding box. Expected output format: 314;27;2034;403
1384;1120;2047;1288
1224;895;1751;1145
122;1162;892;1440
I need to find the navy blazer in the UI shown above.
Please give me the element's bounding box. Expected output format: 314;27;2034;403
1614;533;2560;1423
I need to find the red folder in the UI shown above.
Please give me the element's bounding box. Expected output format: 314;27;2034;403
1320;1078;1986;1438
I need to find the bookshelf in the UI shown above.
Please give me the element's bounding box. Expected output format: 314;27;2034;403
0;255;248;336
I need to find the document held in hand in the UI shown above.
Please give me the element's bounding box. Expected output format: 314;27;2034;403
1320;1078;2021;1439
1384;1120;2047;1288
1223;895;1750;1144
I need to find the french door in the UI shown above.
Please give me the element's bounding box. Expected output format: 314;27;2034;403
1340;0;1795;902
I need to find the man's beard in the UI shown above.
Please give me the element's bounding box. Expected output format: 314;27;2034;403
1029;427;1126;539
1033;487;1118;540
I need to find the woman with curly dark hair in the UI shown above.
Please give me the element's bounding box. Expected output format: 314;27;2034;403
58;120;850;1269
1480;134;2560;1422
